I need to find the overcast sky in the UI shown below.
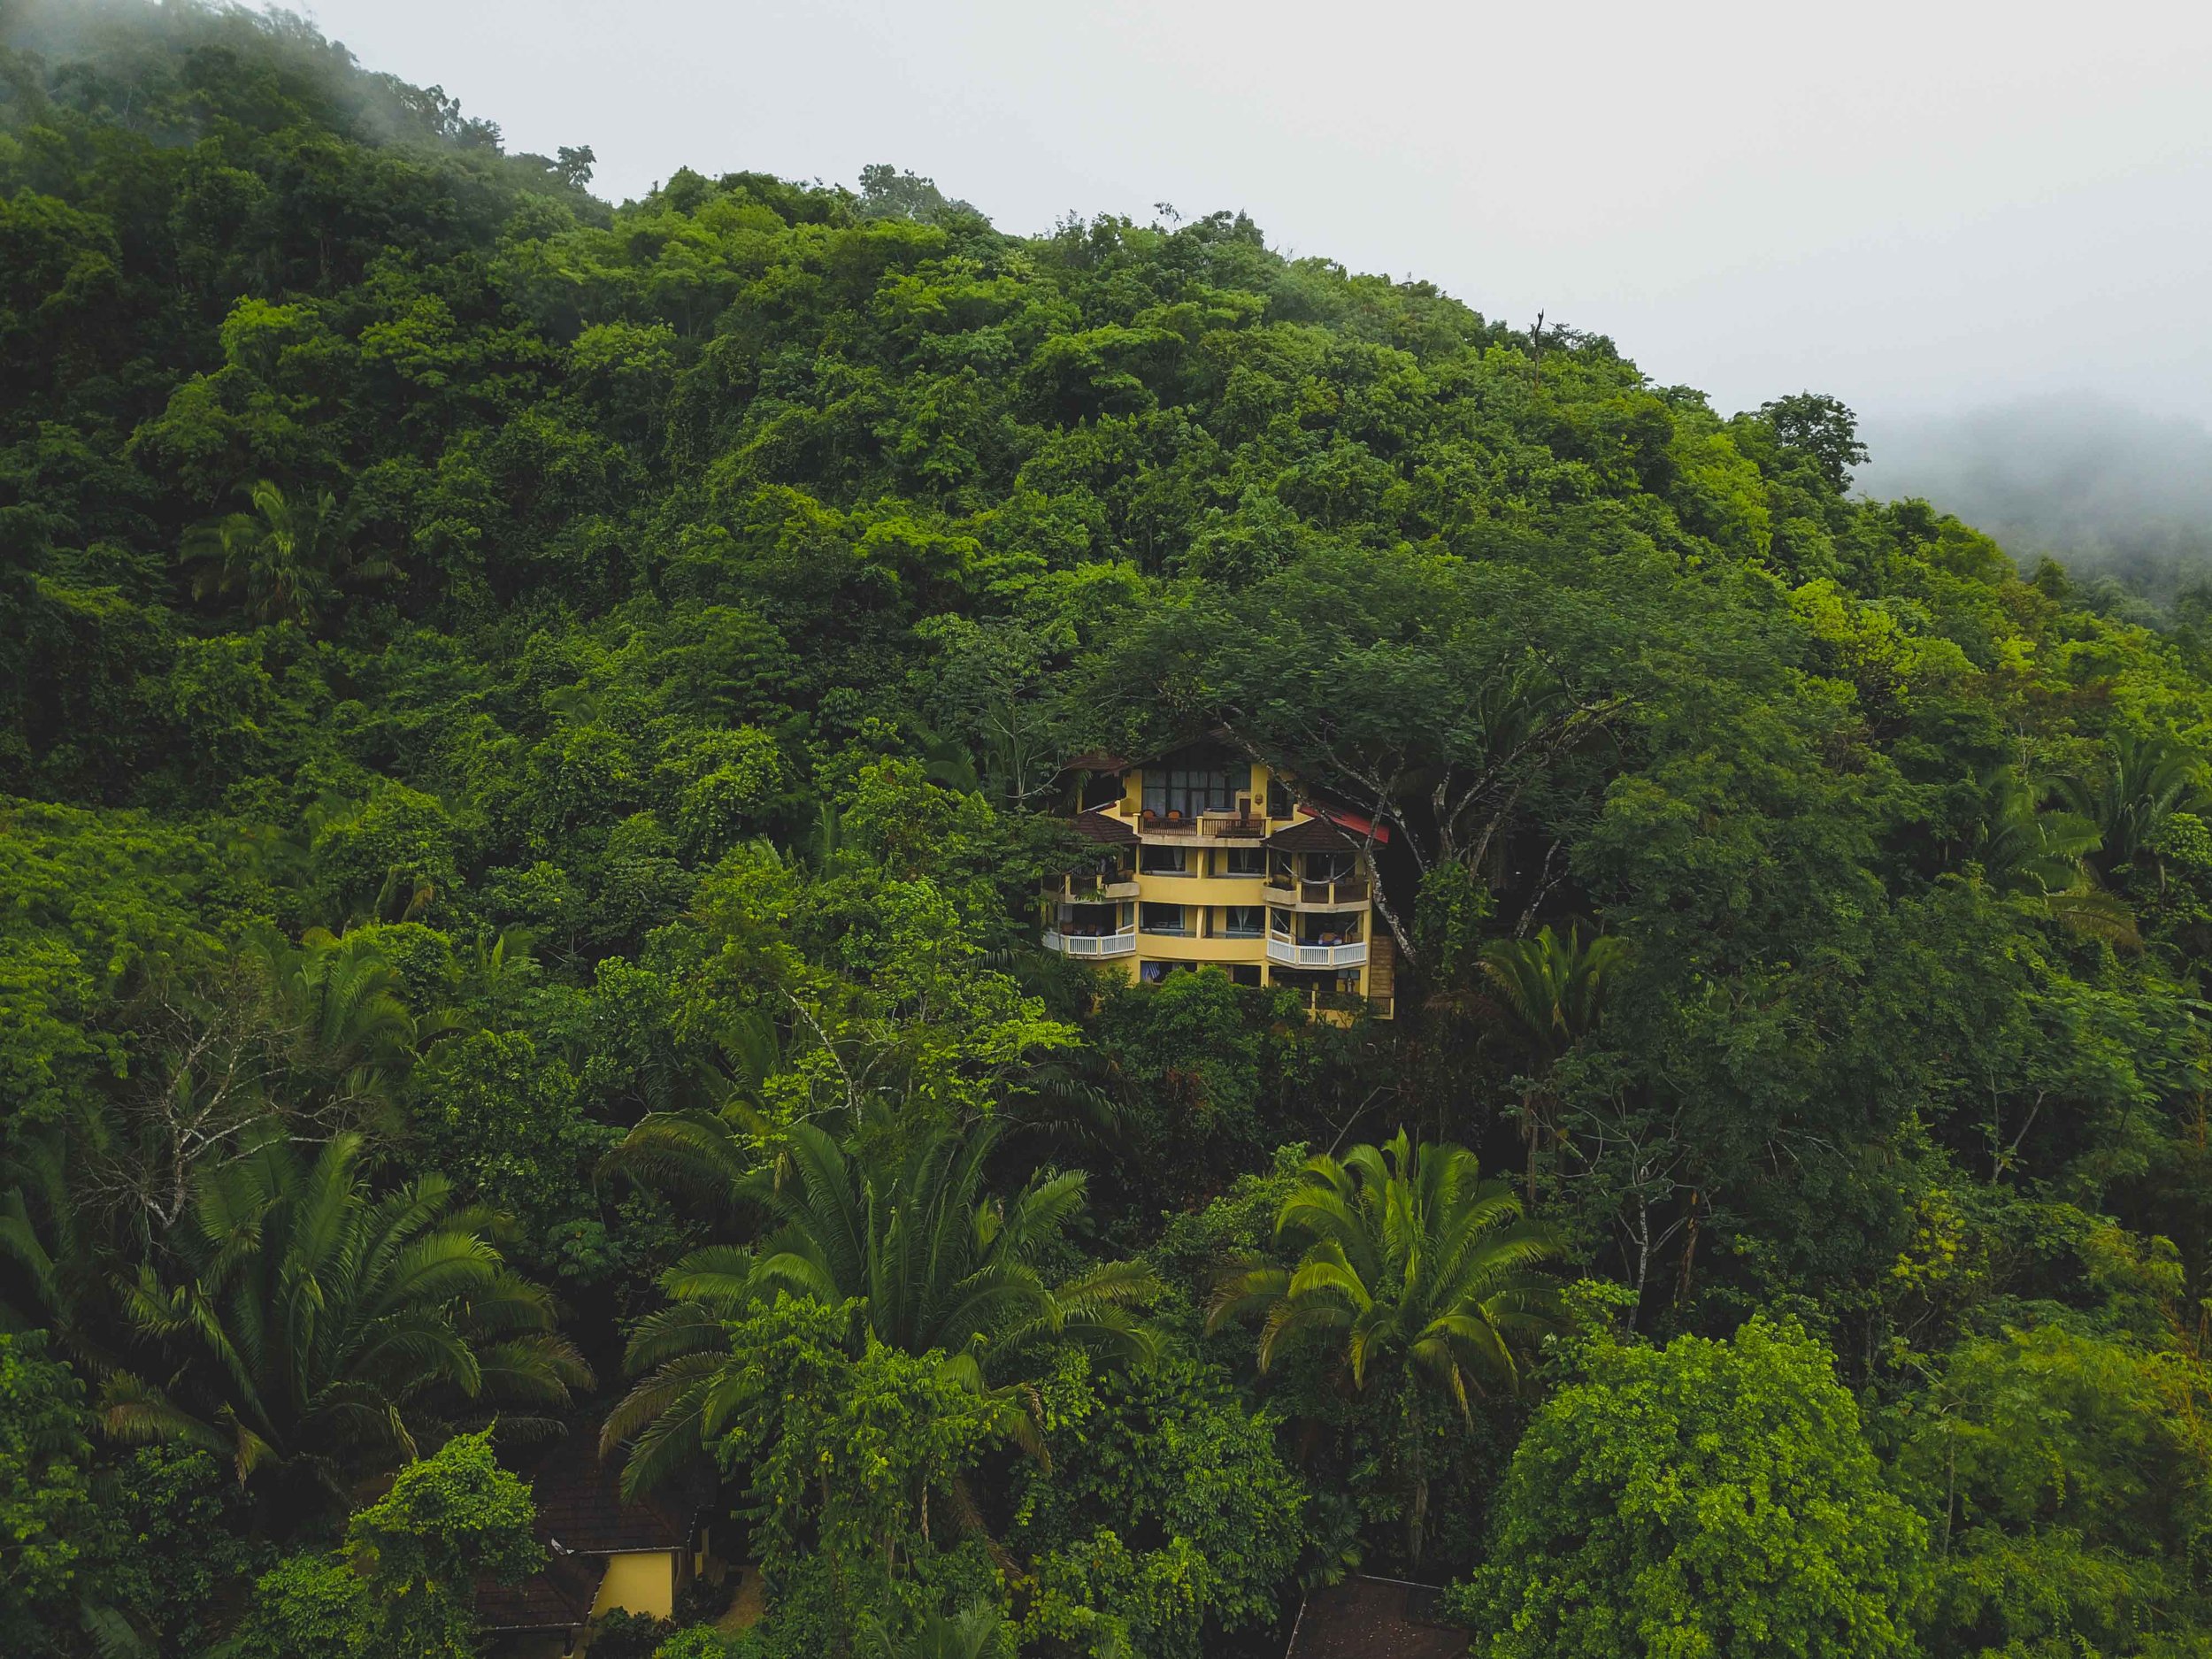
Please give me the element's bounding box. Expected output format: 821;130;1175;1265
295;0;2212;431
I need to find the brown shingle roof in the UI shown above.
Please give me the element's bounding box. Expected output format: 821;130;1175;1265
1065;809;1137;845
1268;817;1367;852
475;1549;599;1633
473;1427;699;1634
527;1433;693;1555
1285;1577;1465;1659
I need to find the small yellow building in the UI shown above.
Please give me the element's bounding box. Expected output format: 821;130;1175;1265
1046;743;1395;1019
477;1430;717;1657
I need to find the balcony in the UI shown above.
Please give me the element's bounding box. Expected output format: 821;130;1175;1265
1266;936;1368;969
1048;871;1140;902
1265;873;1371;909
1132;805;1266;841
1043;926;1138;958
1285;986;1393;1022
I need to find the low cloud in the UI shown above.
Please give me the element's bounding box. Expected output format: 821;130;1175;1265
1859;395;2212;603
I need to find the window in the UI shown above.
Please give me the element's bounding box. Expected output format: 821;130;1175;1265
1270;907;1293;936
1221;905;1263;938
1222;847;1265;877
1140;845;1190;875
1265;780;1291;818
1140;902;1187;935
1228;964;1263;987
1142;750;1252;818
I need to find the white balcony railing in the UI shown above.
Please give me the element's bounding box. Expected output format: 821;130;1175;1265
1044;927;1138;958
1265;937;1368;969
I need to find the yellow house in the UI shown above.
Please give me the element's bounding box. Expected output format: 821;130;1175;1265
478;1430;718;1657
1045;743;1396;1019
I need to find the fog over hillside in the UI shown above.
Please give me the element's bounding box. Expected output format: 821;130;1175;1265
1858;396;2212;603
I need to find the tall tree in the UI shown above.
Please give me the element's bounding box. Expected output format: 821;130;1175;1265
1454;1318;1925;1659
1480;924;1628;1200
1209;1131;1558;1563
102;1133;587;1506
603;1116;1156;1500
2060;729;2207;873
181;480;389;628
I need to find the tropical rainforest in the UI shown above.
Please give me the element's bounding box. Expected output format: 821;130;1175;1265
4;4;2210;1657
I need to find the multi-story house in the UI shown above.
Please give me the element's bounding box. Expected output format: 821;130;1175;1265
1042;742;1396;1019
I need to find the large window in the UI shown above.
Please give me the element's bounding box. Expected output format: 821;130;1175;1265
1222;847;1266;877
1220;905;1263;938
1140;902;1188;935
1140;845;1191;876
1143;751;1251;818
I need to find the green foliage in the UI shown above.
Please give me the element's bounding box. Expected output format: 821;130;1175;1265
0;1331;97;1653
9;3;2212;1650
1890;1316;2212;1656
103;1133;588;1506
604;1115;1156;1500
227;1430;540;1659
1455;1317;1927;1659
1210;1132;1559;1563
1011;1349;1306;1658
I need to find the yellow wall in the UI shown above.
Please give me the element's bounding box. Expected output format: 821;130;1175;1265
1094;758;1389;1017
590;1552;676;1621
1134;931;1268;964
1133;875;1272;907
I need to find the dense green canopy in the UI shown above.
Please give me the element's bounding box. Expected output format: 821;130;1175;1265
4;4;2212;1656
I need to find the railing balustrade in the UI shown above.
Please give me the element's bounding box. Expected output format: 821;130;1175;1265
1043;927;1138;958
1264;937;1368;969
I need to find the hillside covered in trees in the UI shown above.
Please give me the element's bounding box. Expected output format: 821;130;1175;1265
4;5;2211;1657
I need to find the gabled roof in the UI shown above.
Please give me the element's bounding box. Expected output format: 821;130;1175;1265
473;1426;701;1634
475;1548;600;1634
1284;1576;1464;1659
527;1432;694;1555
1268;807;1390;852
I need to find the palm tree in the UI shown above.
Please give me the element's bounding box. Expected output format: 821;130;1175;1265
0;1134;122;1373
102;1133;588;1507
182;479;390;627
1976;770;2139;948
861;1599;1009;1659
2059;729;2207;873
1208;1131;1558;1563
255;927;419;1126
602;1117;1156;1502
1480;924;1627;1062
1479;924;1628;1201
